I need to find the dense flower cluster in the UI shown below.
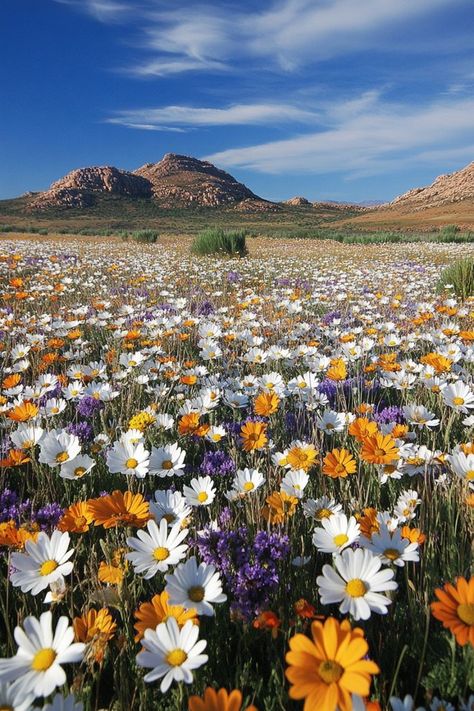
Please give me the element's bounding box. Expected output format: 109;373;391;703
0;237;472;711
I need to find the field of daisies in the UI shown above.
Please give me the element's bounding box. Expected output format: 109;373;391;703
0;235;473;711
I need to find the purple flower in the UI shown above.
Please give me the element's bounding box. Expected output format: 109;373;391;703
195;526;290;620
66;421;94;443
76;396;104;419
0;489;32;524
33;503;64;531
200;450;235;477
374;405;405;425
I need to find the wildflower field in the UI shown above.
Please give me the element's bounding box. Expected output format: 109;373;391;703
0;235;473;711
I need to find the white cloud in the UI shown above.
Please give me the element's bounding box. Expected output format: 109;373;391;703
106;103;319;129
57;0;471;75
203;96;474;176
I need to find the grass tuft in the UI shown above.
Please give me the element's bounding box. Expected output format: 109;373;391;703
191;228;248;256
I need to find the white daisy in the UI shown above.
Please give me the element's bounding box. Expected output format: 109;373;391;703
59;454;95;481
10;531;74;596
316;547;397;620
360;524;419;566
165;556;227;616
281;469;309;499
303;497;342;522
38;430;81;468
183;476;216;507
126;519;188;578
312;513;360;554
389;695;426;711
10;424;44;450
231;468;265;495
149;490;192;528
0;611;85;698
442;381;474;413
0;680;35;711
149;442;186;477
136;618;208;693
106;440;150;478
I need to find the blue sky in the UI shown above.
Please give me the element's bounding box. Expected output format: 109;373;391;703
1;0;474;202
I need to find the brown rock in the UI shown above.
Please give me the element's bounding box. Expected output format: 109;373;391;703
284;196;311;206
388;161;474;211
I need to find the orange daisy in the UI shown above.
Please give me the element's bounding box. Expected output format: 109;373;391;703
240;421;268;452
188;688;258;711
7;401;39;422
88;490;149;529
254;391;279;417
286;443;318;472
348;417;379;442
261;491;298;525
133;591;198;642
360;433;399;465
322;448;357;478
58;501;93;533
431;576;474;646
285;617;379;711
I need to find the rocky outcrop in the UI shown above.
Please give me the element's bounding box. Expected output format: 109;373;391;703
284;196;311;206
389;161;474;210
134;153;274;209
27;154;278;211
29;166;152;210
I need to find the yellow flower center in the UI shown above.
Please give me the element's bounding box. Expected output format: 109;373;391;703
333;533;349;547
166;648;187;667
318;659;343;684
56;451;69;463
163;513;176;524
0;705;14;711
161;460;173;470
453;396;465;406
31;647;57;671
374;447;386;457
188;585;205;602
383;548;400;561
466;470;474;481
243;481;255;491
457;603;474;625
125;458;138;469
22;440;33;448
153;547;169;561
345;578;367;597
40;559;58;576
316;508;331;520
74;466;86;477
334;464;346;474
197;492;208;503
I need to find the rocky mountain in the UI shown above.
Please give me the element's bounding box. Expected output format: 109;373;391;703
134;153;263;208
30;166;152;210
284;196;311;206
388;161;474;211
28;154;276;212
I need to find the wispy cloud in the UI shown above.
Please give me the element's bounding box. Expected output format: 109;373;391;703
106;103;319;130
203;96;474;177
55;0;131;23
56;0;472;75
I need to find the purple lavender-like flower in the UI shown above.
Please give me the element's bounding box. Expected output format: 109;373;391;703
200;450;235;477
76;396;104;419
0;489;32;524
226;271;240;283
197;300;215;316
195;525;290;620
33;503;64;531
66;420;94;444
374;405;405;425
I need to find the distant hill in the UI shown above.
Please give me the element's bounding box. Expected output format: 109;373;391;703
24;153;278;213
387;161;474;210
340;161;474;230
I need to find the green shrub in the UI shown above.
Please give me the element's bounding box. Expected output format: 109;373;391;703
440;224;460;237
191;228;248;256
129;229;159;243
437;258;474;299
